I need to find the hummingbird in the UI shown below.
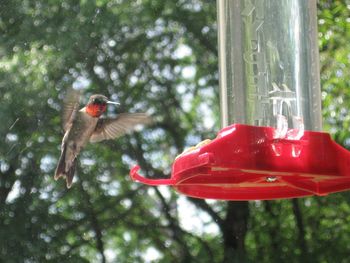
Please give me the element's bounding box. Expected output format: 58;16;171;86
54;89;152;188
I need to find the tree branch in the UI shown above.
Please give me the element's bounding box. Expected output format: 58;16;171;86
77;179;106;263
188;197;224;229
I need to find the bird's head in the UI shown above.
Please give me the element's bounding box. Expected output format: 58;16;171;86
85;94;119;117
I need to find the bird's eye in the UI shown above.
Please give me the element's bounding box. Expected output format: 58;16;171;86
92;98;105;104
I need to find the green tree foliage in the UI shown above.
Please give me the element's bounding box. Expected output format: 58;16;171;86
0;0;350;262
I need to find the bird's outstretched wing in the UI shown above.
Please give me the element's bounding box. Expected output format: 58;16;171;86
62;89;81;131
89;113;152;143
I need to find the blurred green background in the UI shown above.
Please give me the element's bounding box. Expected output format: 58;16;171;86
1;0;350;262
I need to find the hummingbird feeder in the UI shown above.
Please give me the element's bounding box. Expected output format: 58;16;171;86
130;0;350;200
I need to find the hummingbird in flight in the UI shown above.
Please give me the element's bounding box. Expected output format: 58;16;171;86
54;89;151;188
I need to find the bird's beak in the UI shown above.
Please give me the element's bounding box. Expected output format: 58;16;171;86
107;100;120;105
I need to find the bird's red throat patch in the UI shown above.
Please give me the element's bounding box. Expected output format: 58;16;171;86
86;104;107;117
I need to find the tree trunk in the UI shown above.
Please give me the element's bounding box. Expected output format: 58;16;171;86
222;201;249;263
292;199;309;262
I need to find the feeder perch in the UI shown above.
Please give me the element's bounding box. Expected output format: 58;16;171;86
129;0;350;200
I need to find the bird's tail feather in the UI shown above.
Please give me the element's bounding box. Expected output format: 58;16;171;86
54;146;77;188
65;159;77;188
54;146;67;181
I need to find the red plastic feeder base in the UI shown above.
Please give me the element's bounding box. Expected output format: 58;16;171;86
130;124;350;200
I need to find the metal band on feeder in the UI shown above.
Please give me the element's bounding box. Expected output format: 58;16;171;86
130;0;350;200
